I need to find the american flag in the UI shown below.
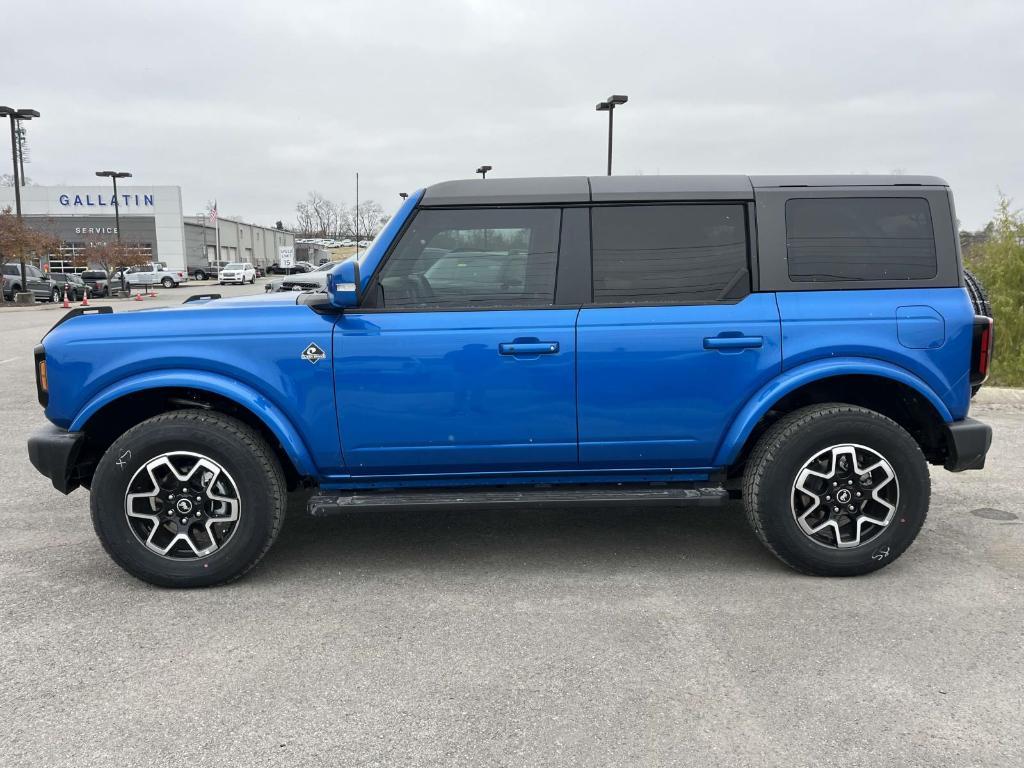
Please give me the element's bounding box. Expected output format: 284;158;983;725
209;202;218;223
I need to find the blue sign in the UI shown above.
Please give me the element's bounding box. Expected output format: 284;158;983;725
58;193;154;208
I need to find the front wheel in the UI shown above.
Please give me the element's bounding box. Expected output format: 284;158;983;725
742;404;929;576
161;277;175;289
90;410;287;587
51;287;62;303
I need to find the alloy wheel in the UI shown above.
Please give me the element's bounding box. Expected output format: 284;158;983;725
790;443;899;549
124;451;241;559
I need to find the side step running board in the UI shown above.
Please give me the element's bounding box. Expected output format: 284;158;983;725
308;484;728;516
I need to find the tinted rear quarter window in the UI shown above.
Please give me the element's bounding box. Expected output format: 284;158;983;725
785;197;937;282
591;204;749;304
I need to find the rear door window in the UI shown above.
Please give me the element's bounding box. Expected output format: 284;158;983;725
785;197;937;282
590;204;749;304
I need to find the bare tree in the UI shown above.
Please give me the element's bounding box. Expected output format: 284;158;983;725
295;191;347;237
0;206;61;302
346;201;389;240
1;173;32;187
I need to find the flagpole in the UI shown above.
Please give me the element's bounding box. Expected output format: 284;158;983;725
213;201;220;271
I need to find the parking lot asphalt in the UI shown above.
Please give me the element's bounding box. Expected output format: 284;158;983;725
2;284;1022;767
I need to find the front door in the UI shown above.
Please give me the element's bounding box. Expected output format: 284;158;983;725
576;203;782;468
333;206;578;476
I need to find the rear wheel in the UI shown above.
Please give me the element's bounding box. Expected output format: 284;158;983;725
743;404;929;576
194;270;207;281
161;277;174;289
90;410;286;587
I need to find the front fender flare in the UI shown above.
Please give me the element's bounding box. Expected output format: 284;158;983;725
713;357;953;467
69;369;318;477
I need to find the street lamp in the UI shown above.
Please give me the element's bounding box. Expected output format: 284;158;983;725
1;107;40;292
96;170;132;292
475;165;492;179
595;94;628;176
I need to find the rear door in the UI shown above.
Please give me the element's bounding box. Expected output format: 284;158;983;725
27;266;49;299
333;206;580;476
576;203;782;468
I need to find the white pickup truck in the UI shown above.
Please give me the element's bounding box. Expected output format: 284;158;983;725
121;263;189;289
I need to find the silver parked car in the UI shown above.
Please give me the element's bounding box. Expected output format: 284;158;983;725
265;260;335;292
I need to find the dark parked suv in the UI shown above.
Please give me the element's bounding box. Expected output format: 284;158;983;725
50;273;89;301
28;175;993;587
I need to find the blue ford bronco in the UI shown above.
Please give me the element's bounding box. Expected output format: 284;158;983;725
28;175;994;587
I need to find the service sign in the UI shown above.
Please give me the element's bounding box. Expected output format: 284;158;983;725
279;246;294;268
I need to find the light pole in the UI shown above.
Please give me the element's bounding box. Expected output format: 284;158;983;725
1;107;40;291
96;170;132;292
475;165;492;179
595;94;628;176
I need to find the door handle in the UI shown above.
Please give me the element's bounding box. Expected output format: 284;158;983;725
703;335;763;350
499;341;560;355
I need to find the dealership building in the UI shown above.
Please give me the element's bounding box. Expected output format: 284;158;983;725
0;185;293;274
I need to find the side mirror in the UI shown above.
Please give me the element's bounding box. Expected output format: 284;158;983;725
328;258;361;309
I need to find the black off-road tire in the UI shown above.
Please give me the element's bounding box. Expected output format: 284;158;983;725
90;410;286;588
743;403;929;576
963;269;992;397
963;268;992;318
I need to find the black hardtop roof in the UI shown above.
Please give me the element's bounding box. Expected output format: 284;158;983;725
421;174;949;206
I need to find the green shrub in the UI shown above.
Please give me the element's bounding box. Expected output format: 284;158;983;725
965;196;1024;387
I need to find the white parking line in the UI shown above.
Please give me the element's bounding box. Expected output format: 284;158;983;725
0;358;19;365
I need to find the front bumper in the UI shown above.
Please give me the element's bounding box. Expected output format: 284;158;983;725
943;417;992;472
27;424;86;494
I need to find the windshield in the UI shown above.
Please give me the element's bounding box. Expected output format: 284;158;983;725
224;263;245;270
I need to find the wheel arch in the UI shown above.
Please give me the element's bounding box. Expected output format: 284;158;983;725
716;358;953;470
70;371;317;488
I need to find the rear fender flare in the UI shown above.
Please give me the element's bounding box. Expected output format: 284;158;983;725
68;369;317;476
714;357;953;466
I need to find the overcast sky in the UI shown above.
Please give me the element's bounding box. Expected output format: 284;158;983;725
6;0;1023;229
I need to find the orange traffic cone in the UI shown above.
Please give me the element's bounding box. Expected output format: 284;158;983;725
62;285;70;309
80;291;89;307
148;287;157;298
134;291;144;302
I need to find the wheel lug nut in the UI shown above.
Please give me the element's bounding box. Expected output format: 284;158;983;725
832;482;838;487
848;505;855;511
180;518;188;525
833;506;839;512
825;495;831;501
856;492;862;497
